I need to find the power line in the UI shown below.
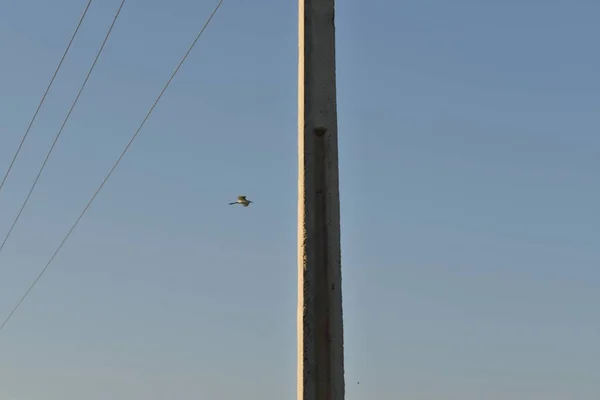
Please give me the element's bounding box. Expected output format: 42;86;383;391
0;0;126;259
0;0;226;334
0;0;94;195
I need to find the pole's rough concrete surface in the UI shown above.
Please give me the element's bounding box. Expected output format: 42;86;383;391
297;0;344;400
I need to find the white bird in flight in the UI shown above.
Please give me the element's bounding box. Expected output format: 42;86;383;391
229;195;253;207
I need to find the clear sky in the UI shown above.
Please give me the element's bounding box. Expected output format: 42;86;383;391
0;0;598;399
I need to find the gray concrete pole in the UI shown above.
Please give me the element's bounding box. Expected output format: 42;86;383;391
297;0;345;399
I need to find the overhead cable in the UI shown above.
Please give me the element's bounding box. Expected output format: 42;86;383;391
0;0;225;334
0;0;126;259
0;0;94;195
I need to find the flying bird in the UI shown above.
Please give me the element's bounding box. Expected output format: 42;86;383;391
229;195;253;207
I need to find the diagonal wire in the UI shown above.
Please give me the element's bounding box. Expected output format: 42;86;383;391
0;0;126;259
0;0;225;333
0;0;94;195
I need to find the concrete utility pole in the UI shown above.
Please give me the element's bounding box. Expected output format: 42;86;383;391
297;0;344;399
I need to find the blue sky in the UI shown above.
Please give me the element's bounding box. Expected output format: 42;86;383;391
0;0;598;398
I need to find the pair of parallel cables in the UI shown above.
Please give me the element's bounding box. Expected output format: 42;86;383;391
0;0;225;333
